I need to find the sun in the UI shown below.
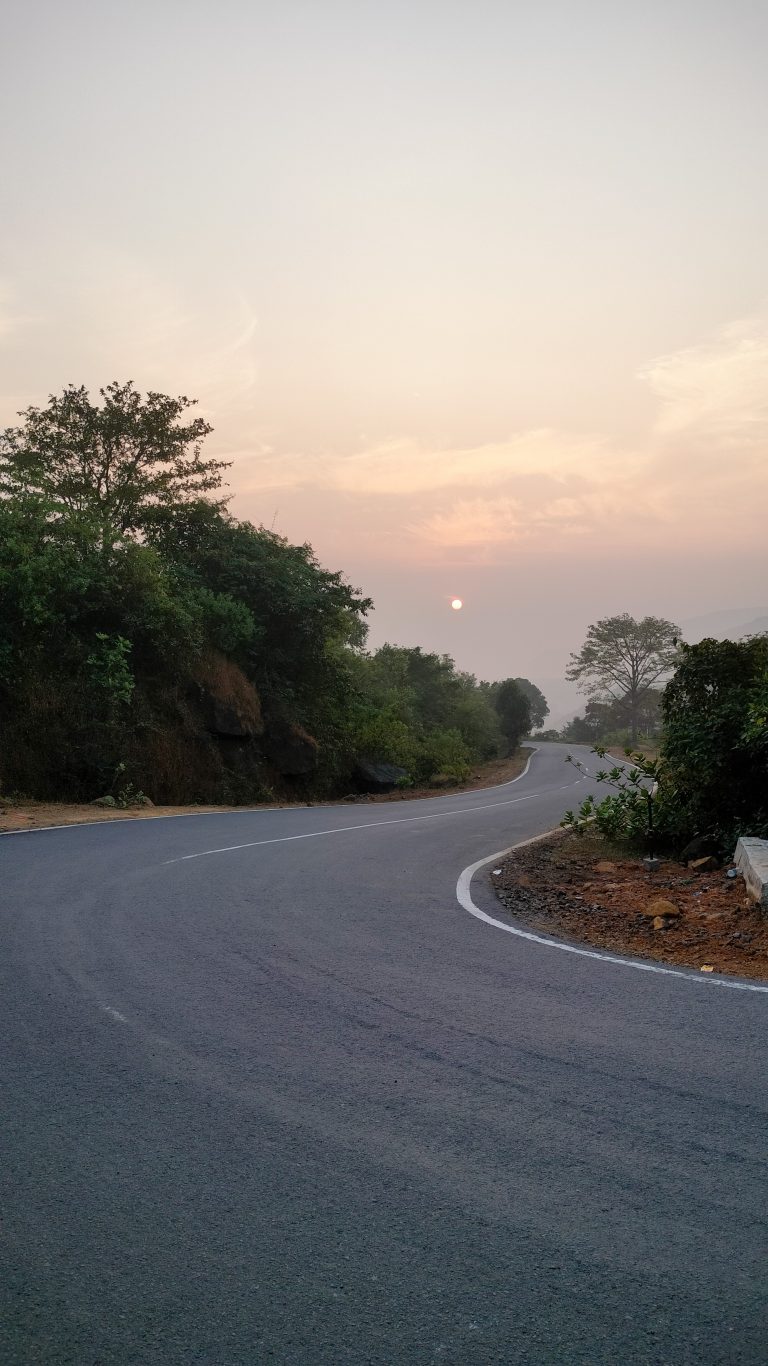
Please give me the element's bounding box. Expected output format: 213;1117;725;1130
451;598;463;611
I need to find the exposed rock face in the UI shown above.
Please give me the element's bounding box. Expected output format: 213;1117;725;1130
193;652;264;740
263;720;319;775
207;697;260;739
353;760;408;793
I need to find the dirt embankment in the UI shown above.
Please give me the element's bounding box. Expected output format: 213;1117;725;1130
0;748;532;834
492;830;768;982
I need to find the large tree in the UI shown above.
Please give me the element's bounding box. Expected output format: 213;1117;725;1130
0;380;229;547
511;677;549;730
494;678;532;755
566;613;680;744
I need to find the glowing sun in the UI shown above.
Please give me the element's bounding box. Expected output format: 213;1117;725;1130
451;598;463;611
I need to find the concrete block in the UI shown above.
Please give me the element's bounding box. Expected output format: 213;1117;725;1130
734;837;768;910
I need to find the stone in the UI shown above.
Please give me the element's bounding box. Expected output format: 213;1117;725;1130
594;861;617;874
91;795;116;807
263;720;319;776
208;698;260;739
644;898;681;922
690;855;719;873
353;760;408;793
652;915;672;930
679;835;722;866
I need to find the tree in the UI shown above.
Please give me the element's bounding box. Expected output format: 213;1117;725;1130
661;636;768;847
494;679;532;755
511;678;548;729
0;381;229;547
566;613;680;745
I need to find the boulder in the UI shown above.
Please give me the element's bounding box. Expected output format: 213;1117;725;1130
689;855;719;873
679;835;721;866
263;720;318;775
207;697;261;739
644;898;681;926
91;795;116;808
353;760;408;793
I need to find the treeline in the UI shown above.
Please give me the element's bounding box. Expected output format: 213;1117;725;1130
0;382;545;804
539;689;664;747
557;611;768;852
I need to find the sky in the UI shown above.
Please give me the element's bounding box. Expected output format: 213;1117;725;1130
2;0;767;721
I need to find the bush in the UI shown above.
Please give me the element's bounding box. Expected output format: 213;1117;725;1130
661;636;768;848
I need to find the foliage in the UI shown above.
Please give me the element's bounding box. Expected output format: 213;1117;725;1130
566;613;680;744
494;679;532;755
0;378;541;804
562;747;662;850
0;381;228;548
561;689;663;747
660;636;768;847
511;678;549;729
85;634;135;708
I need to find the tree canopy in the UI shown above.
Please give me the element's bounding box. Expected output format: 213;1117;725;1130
510;677;548;730
0;381;228;546
661;635;768;846
494;679;532;755
566;613;680;744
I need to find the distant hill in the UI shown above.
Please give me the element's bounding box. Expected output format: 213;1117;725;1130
680;607;768;642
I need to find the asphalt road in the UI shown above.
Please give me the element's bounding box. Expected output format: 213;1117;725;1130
1;743;766;1365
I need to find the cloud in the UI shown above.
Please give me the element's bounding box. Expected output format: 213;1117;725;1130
641;314;768;454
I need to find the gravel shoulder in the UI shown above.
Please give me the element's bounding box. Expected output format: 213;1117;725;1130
491;829;768;981
0;747;532;833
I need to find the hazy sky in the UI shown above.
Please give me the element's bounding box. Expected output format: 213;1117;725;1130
3;0;767;715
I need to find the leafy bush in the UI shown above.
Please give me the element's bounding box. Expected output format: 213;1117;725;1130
661;636;768;848
562;749;662;850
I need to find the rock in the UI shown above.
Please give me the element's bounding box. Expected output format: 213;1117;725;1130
594;861;617;874
91;795;116;808
353;760;408;793
136;795;154;807
193;655;264;739
644;898;681;923
652;915;670;930
690;855;719;873
679;835;721;866
263;720;319;776
208;697;261;739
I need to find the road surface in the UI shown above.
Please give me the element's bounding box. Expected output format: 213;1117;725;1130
1;743;766;1363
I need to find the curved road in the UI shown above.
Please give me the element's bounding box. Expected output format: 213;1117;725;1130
1;743;766;1364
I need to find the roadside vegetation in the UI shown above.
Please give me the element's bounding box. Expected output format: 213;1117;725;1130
0;381;540;806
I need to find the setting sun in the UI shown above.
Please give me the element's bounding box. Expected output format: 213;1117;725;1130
451;598;463;610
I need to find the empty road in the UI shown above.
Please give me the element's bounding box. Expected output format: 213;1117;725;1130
1;743;766;1364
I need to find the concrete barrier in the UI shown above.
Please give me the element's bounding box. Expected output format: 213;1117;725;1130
734;837;768;910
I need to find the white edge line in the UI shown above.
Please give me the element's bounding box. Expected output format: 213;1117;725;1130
0;745;544;838
163;755;582;864
456;829;768;996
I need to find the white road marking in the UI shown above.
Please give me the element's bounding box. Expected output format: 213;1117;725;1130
1;745;555;838
163;776;585;865
456;833;768;995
